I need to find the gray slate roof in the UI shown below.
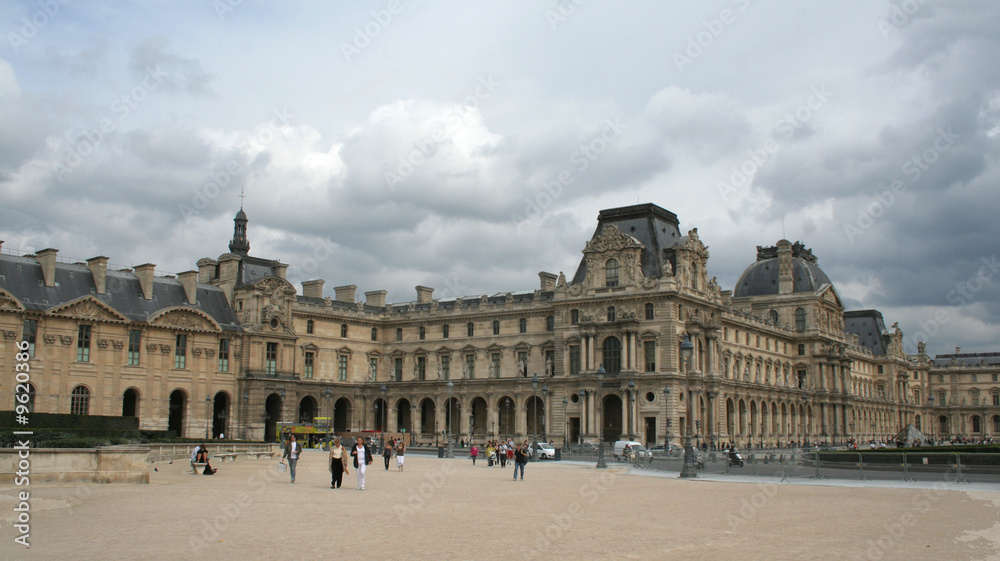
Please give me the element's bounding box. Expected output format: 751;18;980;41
932;352;1000;367
0;255;241;331
844;310;889;356
572;203;682;285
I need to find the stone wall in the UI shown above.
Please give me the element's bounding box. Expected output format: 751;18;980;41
0;446;150;484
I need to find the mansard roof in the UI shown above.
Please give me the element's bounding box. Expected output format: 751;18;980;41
0;255;241;331
572;203;682;284
733;241;833;298
844;310;889;356
932;352;1000;367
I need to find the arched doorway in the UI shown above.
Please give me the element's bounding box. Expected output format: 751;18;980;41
420;398;435;435
726;398;735;441
264;393;282;442
334;397;351;433
396;398;412;434
470;397;487;438
168;389;186;437
602;394;622;443
445;397;460;438
602;337;622;374
299;396;317;424
498;396;514;437
122;387;140;418
212;392;229;438
525;396;544;440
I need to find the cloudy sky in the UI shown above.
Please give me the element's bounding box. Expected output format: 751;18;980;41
1;1;998;356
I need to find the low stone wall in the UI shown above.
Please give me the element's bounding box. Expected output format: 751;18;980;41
145;442;277;463
0;446;150;484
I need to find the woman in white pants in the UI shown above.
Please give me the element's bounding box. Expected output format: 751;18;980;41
350;437;373;490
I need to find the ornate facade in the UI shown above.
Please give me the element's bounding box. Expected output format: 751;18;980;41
2;203;997;446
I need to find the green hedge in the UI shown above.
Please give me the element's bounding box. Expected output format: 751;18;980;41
0;411;139;431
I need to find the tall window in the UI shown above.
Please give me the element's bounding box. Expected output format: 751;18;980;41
340;323;348;338
371;327;378;341
795;308;806;331
419;326;426;340
417;356;426;380
467;322;475;337
77;325;91;362
607;306;616;322
769;310;779;324
396;328;403;342
465;354;475;379
304;351;314;379
441;355;450;380
605;258;619;287
519;318;527;334
546;316;554;331
644;340;656;372
493;320;500;335
602;337;622;374
71;385;90;415
266;342;277;375
174;334;187;369
394;357;403;382
993;393;999;406
494;353;504;378
22;319;37;359
369;357;378;380
338;355;348;381
569;345;581;375
571;309;579;325
127;329;141;366
218;339;230;372
798;344;805;356
306;319;314;334
645;303;654;320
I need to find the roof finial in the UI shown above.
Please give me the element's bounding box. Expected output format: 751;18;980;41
240;187;246;210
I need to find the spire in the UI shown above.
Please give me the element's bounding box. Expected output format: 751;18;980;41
229;204;250;256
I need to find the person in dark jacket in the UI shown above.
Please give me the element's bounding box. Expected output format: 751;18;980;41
513;443;528;481
350;437;374;490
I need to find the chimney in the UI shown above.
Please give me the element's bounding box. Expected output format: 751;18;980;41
134;263;155;300
178;270;198;304
197;258;218;283
0;240;4;256
273;262;288;280
365;290;387;308
776;239;793;294
416;285;434;304
302;279;325;299
334;284;357;303
36;248;60;287
87;256;109;294
538;271;557;291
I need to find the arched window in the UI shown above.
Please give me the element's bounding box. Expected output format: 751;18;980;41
605;258;619;287
769;310;778;324
794;308;806;331
340;323;348;338
71;385;90;415
607;306;616;322
306;319;314;334
467;322;475;337
371;327;378;341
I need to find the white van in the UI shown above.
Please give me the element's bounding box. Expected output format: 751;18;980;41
613;440;644;459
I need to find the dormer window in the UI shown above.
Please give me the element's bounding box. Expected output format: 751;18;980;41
605;259;619;287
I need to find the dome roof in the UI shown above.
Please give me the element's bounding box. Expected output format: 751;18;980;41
235;208;247;221
733;241;832;297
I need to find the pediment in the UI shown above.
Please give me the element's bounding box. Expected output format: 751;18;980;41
150;307;221;332
0;288;25;311
817;284;843;308
49;296;128;322
584;224;645;254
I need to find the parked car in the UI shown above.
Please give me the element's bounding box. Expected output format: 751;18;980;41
531;442;556;460
649;444;682;457
613;440;644;460
569;443;598;455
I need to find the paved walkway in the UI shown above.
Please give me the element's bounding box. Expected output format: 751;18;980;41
1;451;999;560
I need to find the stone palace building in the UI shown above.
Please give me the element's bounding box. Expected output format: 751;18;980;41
2;203;998;447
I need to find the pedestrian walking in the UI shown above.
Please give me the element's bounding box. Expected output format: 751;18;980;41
328;437;349;489
281;434;302;483
470;443;479;465
396;441;406;471
350;437;373;490
513;443;528;480
382;441;393;470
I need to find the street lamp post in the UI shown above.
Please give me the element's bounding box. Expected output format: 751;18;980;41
579;389;587;445
928;395;935;443
679;335;698;479
468;411;474;446
627;378;636;442
411;400;417;445
542;383;549;443
380;384;387;438
663;386;671;450
446;381;455;458
562;396;569;449
531;374;539;456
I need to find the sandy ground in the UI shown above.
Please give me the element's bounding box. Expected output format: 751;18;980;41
1;450;999;561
